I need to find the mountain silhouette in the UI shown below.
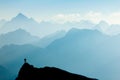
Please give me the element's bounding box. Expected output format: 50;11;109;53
12;13;28;21
0;65;14;80
1;13;120;37
33;30;66;48
0;29;39;47
0;13;39;36
1;28;120;80
95;20;120;35
0;13;66;37
16;62;98;80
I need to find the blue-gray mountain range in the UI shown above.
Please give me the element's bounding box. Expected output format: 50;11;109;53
0;65;14;80
0;13;68;37
0;28;66;48
0;29;39;48
1;13;120;37
0;28;120;80
1;13;120;80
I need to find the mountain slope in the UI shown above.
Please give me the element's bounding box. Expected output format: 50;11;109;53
0;13;39;36
33;30;66;48
0;65;14;80
0;19;6;28
1;28;120;80
16;63;98;80
0;13;67;37
95;21;120;35
43;28;120;80
0;29;39;47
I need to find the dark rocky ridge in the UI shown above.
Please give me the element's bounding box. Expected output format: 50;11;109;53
16;63;98;80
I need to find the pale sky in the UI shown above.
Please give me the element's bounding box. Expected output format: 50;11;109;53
0;0;120;24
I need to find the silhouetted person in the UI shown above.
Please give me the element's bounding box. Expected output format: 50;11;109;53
24;58;27;63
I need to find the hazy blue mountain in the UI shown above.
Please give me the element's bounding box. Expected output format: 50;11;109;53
0;19;6;28
32;28;120;80
1;13;120;37
0;29;39;47
36;21;73;37
0;44;42;75
0;13;40;36
75;20;95;29
1;28;120;80
0;65;14;80
108;24;120;35
0;13;96;37
95;21;120;36
94;21;109;34
36;29;120;80
33;30;66;48
0;13;66;37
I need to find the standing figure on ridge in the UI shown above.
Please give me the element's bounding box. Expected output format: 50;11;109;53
24;58;27;63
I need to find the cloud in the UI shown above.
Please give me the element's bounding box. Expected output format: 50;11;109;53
106;12;120;24
49;13;82;24
48;12;104;24
83;11;103;23
47;11;120;25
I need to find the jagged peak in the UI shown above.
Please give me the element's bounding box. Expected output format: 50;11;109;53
17;13;27;18
11;13;28;21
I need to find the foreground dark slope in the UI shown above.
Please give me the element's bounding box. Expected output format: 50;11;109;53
16;63;97;80
1;28;120;80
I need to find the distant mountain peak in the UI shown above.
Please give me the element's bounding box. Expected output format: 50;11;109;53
14;28;27;33
12;13;28;21
15;28;24;31
0;28;30;37
93;20;109;32
98;21;109;26
17;13;26;18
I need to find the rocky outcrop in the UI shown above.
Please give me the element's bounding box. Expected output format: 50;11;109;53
16;63;98;80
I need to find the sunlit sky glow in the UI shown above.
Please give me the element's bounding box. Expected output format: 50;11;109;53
0;0;120;24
